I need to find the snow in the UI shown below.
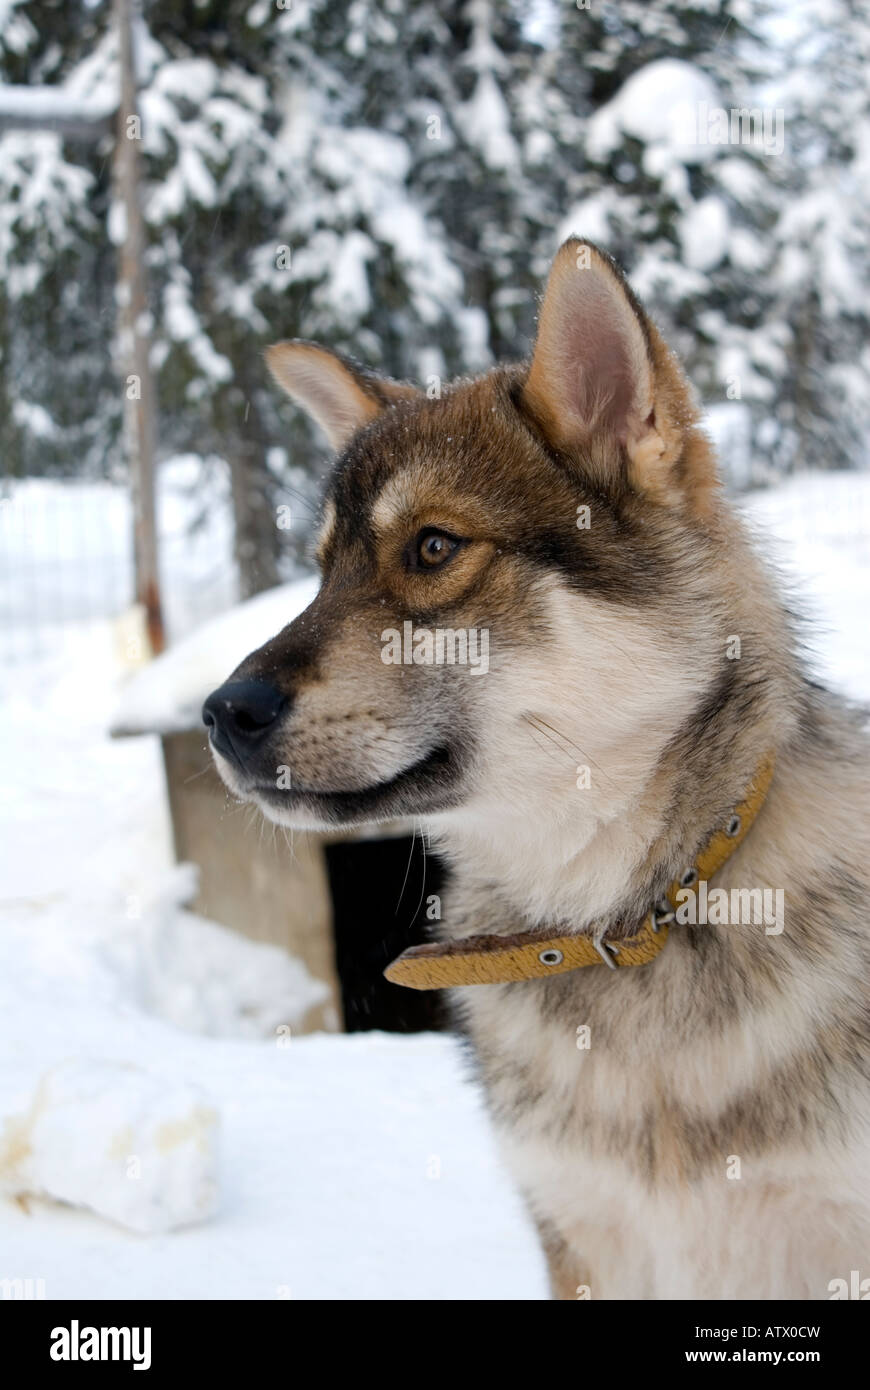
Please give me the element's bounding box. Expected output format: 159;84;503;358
0;461;238;664
321;229;376;323
0;471;868;1296
455;1;519;172
586;60;721;168
741;473;870;703
0;531;541;1292
679;195;730;272
0;131;94;290
5;0;869;517
558;190;620;250
111;574;319;735
11;396;58;440
0;1034;542;1298
107;865;331;1038
163;279;233;383
279;94;465;335
459;69;519;172
0;1063;220;1236
0;84;114;125
0;2;36;57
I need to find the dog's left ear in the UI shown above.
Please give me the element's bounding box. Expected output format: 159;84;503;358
265;340;420;451
523;239;716;509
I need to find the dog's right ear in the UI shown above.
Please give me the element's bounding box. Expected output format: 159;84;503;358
265;341;419;451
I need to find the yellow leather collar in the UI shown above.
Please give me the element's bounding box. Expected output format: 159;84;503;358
384;753;775;990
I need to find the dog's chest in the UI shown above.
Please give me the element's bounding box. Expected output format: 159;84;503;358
460;959;706;1168
454;955;853;1299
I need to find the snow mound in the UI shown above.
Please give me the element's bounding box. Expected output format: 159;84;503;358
107;864;331;1038
0;1061;220;1236
111;574;319;735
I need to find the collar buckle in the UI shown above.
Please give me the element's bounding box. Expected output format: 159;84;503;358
651;898;676;933
593;934;620;970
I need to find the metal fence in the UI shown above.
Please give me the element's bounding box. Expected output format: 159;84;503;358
0;469;237;669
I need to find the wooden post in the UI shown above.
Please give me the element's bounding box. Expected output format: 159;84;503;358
114;0;165;654
0;31;164;655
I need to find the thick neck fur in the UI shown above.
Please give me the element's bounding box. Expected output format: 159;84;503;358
431;502;807;939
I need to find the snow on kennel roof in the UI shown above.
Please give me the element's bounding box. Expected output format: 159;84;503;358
111;575;319;737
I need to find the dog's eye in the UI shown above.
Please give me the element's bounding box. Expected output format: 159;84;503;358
407;528;462;572
419;533;456;566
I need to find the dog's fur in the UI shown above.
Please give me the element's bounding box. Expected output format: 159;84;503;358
208;241;870;1299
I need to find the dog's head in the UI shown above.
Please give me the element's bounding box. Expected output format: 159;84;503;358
204;240;729;841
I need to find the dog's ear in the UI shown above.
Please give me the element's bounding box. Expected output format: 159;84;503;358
265;341;420;451
523;239;715;508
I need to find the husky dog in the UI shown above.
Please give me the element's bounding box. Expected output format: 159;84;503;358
204;240;870;1299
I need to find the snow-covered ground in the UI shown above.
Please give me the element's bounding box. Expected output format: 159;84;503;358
0;470;868;1299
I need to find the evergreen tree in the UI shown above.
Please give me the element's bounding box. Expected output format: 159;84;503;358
0;0;118;479
767;0;870;472
552;0;785;485
1;0;867;599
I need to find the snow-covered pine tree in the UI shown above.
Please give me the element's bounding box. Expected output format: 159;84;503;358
265;0;549;385
0;0;313;589
552;0;786;487
2;0;866;559
216;0;565;565
767;0;870;473
134;0;295;594
0;0;118;479
2;0;558;587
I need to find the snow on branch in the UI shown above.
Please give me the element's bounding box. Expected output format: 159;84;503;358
0;86;116;140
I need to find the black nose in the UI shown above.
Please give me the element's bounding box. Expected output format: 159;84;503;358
202;679;288;768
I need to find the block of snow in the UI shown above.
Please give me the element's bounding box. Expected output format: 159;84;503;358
111;575;319;736
0;1061;219;1235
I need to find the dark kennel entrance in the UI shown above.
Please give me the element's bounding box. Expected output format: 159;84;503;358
324;835;447;1033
